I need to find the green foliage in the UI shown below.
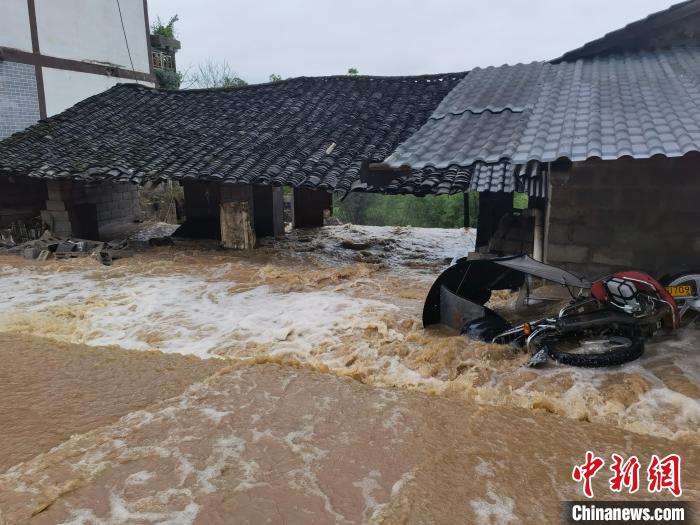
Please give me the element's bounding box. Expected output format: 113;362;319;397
513;192;529;210
347;67;359;75
221;76;248;88
467;191;479;228
269;73;283;82
334;193;466;228
151;14;179;38
155;68;182;90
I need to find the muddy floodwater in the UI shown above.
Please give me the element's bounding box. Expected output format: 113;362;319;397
0;225;698;524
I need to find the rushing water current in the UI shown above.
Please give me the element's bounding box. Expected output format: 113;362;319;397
0;225;697;524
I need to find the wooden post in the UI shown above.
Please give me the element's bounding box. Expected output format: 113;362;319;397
220;202;256;249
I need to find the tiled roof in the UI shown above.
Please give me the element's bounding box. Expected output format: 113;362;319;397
383;47;700;169
553;0;700;63
0;74;464;192
357;161;546;197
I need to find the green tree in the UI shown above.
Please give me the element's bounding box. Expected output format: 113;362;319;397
347;67;359;75
155;69;183;90
269;73;283;82
334;193;466;228
151;14;179;38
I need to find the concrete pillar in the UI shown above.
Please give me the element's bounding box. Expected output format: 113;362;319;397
42;180;75;237
292;188;332;228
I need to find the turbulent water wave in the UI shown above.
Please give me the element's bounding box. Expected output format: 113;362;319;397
0;233;697;442
0;225;698;524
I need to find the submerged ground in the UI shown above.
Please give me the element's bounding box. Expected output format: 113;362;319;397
0;225;697;524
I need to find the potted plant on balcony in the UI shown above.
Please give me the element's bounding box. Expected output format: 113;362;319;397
150;14;181;51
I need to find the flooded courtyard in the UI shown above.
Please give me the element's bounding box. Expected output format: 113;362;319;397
0;225;698;524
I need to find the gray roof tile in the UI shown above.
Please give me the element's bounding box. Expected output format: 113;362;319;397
385;47;700;168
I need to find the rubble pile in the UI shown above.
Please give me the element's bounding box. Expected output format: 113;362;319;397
0;232;133;266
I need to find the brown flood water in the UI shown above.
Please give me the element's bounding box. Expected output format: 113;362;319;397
0;225;698;524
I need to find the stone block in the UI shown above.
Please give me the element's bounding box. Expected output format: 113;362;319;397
46;180;73;201
45;200;67;211
568;226;605;246
53;220;72;236
49;210;70;221
547;243;589;264
591;250;633;267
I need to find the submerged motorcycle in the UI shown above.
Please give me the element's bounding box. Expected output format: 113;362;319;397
423;255;694;367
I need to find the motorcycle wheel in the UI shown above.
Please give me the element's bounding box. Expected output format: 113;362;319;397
542;335;644;367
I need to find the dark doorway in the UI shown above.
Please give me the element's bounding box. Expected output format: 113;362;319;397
293;188;332;228
70;203;99;240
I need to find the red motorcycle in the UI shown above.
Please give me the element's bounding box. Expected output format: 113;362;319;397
424;256;683;367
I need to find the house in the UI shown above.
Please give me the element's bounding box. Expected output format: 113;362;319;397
2;1;699;271
377;1;700;277
0;0;155;234
0;73;463;240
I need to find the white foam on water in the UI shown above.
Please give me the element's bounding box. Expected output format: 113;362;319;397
353;470;384;523
470;482;518;525
0;264;394;359
61;495;200;525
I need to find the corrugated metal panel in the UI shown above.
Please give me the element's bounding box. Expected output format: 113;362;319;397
432;62;544;117
385;109;529;168
385;47;700;169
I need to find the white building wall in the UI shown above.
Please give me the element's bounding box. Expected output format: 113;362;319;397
0;0;33;51
42;68;144;116
35;0;150;73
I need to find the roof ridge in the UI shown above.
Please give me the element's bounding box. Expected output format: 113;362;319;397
112;72;470;96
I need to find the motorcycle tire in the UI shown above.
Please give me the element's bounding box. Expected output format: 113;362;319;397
544;335;644;368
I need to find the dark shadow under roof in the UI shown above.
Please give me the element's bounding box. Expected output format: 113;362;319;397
0;74;464;193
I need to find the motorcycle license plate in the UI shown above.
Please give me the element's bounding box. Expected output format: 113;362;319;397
665;284;696;298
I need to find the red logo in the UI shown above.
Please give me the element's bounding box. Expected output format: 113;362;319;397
609;454;641;494
572;451;605;498
573;452;682;498
647;454;682;497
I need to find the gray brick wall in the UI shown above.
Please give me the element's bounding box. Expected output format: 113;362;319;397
546;153;700;278
43;181;142;238
0;61;40;139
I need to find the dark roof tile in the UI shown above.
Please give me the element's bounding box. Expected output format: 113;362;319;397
0;74;464;193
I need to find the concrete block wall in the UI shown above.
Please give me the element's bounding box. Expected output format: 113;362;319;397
546;153;700;278
74;182;141;227
0;61;41;139
43;180;141;238
0;176;47;227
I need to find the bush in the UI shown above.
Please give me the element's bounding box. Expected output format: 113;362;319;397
334;193;467;228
